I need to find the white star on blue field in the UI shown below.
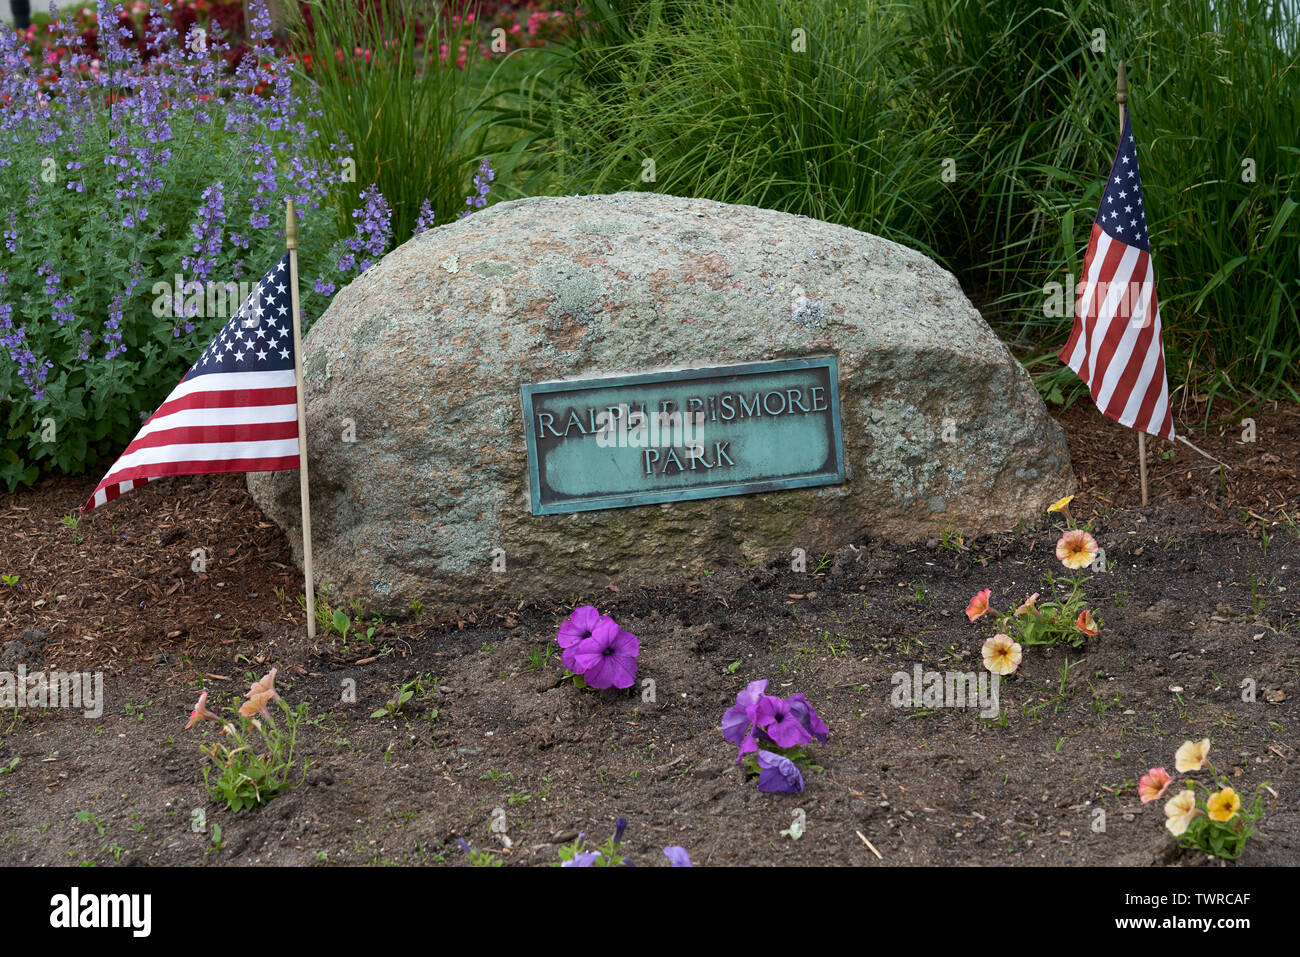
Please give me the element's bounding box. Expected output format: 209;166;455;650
1095;111;1150;252
186;254;296;382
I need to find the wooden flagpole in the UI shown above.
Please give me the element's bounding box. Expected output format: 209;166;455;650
1117;60;1150;507
285;199;316;640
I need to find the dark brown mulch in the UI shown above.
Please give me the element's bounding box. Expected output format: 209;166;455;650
0;475;303;674
1057;398;1300;525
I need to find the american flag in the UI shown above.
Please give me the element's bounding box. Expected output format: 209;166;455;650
1059;109;1175;441
82;253;301;511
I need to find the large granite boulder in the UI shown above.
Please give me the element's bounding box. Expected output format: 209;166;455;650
249;192;1074;611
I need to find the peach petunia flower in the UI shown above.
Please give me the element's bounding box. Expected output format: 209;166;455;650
1164;790;1202;836
966;589;992;622
1139;767;1173;803
185;691;221;730
248;668;280;703
1076;609;1099;636
1014;593;1040;617
1175;739;1211;773
1056;529;1099;570
1047;495;1075;514
1207;787;1241;823
239;690;274;721
981;634;1022;676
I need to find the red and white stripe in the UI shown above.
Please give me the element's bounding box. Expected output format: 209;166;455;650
1059;223;1175;441
82;368;299;511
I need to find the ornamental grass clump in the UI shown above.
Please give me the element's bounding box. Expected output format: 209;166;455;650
721;680;828;794
286;0;492;243
184;667;310;812
1139;739;1272;861
555;604;639;690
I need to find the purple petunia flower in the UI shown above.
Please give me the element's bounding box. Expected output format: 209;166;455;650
721;679;769;763
613;817;628;843
556;604;602;672
570;618;640;690
786;693;829;744
557;605;600;648
663;846;693;867
754;694;814;749
562;851;602;867
755;750;804;794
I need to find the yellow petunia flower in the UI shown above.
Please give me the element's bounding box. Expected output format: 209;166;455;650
1048;495;1075;514
1207;787;1241;822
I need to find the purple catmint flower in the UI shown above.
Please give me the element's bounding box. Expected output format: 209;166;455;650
786;693;829;744
1;311;53;398
755;750;804;794
38;262;60;299
413;198;437;235
0;0;351;467
458;157;495;218
721;679;769;763
322;184;392;281
570;618;639;690
754;694;814;749
342;184;393;272
104;293;126;359
183;182;226;282
663;846;693;867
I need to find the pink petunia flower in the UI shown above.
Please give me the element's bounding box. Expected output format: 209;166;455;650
185;691;220;730
966;589;992;622
1139;767;1173;803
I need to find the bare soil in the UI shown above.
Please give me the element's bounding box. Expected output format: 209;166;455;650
0;400;1297;866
